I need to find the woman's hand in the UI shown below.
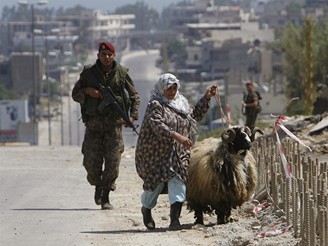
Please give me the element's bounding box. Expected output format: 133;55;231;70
123;117;135;128
205;85;218;100
172;131;192;149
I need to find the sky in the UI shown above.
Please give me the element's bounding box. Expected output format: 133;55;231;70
0;0;183;13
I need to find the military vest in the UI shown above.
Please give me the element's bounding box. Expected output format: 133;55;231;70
79;62;131;122
244;91;261;114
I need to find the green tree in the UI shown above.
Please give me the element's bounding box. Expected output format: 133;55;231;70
0;84;16;100
161;39;186;60
114;2;159;31
271;18;328;115
280;23;307;102
55;5;89;17
157;38;186;72
285;2;302;14
314;19;328;86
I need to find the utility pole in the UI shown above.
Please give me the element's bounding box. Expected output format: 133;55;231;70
31;4;37;145
45;34;51;145
18;0;48;145
162;42;169;73
67;69;72;145
60;68;64;145
305;18;314;115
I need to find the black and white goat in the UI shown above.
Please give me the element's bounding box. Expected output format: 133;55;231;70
186;126;263;224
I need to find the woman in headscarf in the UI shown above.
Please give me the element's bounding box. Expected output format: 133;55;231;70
135;73;217;230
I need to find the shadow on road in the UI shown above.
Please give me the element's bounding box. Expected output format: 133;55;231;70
13;208;98;211
80;223;194;234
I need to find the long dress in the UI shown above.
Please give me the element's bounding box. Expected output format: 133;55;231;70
135;96;210;191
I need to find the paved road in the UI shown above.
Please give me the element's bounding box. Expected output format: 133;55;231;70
0;144;222;246
0;145;149;246
0;146;93;246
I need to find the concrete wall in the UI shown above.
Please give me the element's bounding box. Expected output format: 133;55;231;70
10;52;43;97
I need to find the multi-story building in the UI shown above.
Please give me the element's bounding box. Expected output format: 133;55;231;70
182;22;274;91
10;52;43;98
0;8;136;95
0;7;136;136
56;10;135;48
1;9;135;54
259;0;328;30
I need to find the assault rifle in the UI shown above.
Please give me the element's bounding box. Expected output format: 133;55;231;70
86;70;139;135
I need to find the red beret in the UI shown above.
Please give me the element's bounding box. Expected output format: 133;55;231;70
98;42;115;53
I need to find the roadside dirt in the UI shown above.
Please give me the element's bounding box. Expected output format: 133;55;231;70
97;147;300;246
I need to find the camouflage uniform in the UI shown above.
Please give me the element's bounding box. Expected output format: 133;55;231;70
244;91;259;131
72;59;140;191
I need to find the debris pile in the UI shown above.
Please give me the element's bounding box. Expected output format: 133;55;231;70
262;112;328;156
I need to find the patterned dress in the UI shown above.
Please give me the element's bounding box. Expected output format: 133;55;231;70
135;96;210;191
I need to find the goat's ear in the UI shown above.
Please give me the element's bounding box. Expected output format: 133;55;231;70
244;126;252;137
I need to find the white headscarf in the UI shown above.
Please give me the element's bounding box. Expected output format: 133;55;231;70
150;73;199;143
150;73;190;114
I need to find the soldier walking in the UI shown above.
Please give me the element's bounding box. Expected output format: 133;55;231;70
72;42;140;209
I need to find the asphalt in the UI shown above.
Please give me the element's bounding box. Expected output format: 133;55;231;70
0;144;141;246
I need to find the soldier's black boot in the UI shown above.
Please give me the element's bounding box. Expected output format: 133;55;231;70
94;186;102;205
141;206;155;230
169;202;183;230
101;188;113;210
110;183;116;191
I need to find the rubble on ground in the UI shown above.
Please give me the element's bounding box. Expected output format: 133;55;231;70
260;112;328;156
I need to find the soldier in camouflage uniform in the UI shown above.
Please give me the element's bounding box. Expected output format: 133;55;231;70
242;81;259;132
72;42;140;210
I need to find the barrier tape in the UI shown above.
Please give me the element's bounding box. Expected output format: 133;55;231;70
257;225;293;238
253;201;269;214
271;114;312;188
253;200;292;238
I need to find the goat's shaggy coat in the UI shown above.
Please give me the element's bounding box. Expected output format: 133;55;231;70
186;126;260;224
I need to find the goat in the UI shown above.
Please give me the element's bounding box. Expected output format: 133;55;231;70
186;126;263;225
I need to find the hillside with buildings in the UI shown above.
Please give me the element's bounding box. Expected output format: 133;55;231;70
0;0;328;143
0;2;327;245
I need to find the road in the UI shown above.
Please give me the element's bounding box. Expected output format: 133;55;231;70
0;145;188;246
0;144;299;246
0;145;220;246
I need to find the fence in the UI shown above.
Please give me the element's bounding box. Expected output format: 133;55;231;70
255;137;328;246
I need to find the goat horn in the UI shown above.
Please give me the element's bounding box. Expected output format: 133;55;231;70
250;127;264;142
244;126;252;137
221;128;236;143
